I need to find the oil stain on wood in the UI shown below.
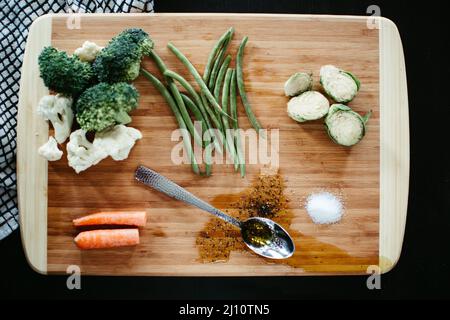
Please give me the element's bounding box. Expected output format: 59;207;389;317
197;173;378;273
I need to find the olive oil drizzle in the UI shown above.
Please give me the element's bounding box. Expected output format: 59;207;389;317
196;173;378;273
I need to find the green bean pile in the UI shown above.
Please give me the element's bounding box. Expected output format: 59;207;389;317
141;28;262;176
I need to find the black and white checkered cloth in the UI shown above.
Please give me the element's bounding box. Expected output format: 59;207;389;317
0;0;154;240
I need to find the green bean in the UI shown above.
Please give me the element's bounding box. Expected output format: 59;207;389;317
181;94;205;132
163;70;220;132
236;36;263;133
167;42;233;121
198;93;223;156
148;51;202;147
148;50;169;82
163;68;223;155
203;27;234;84
171;87;203;147
201;93;225;152
201;93;222;132
181;94;212;176
230;69;245;177
221;68;239;171
214;55;232;102
180;93;209;163
140;69;200;175
208;37;231;89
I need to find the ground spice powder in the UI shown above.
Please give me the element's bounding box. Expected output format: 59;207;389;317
196;174;287;262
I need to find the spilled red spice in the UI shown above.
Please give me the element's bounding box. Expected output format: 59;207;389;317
196;174;287;262
238;173;287;218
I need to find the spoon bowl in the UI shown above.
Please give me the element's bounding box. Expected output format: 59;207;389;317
241;217;295;259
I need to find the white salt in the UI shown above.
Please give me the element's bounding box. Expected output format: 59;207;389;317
305;191;343;224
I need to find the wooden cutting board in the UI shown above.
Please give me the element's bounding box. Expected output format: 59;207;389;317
17;13;409;276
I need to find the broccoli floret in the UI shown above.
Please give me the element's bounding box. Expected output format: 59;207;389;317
38;46;96;96
76;82;139;132
114;28;154;56
93;28;154;83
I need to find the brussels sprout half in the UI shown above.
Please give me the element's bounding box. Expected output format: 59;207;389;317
324;104;371;147
320;65;360;103
284;72;313;97
287;91;330;122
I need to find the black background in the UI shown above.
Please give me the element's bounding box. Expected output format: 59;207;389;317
1;0;449;300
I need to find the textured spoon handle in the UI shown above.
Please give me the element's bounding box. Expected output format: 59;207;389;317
135;166;241;228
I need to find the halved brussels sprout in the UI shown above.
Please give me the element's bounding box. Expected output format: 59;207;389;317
325;104;371;147
320;65;360;103
284;72;313;97
287;91;330;122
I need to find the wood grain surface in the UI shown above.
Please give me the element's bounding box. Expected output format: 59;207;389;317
16;15;51;274
17;13;409;276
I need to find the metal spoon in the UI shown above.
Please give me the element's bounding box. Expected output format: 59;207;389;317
135;165;295;259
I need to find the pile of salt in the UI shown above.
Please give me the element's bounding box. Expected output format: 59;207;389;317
305;191;343;224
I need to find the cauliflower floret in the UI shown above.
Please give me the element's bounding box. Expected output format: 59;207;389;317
67;129;108;174
93;125;142;161
38;136;63;161
74;41;103;62
66;126;142;173
37;94;74;144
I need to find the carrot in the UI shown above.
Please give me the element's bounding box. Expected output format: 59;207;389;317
73;211;147;228
74;229;139;250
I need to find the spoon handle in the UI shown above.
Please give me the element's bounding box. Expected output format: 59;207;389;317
135;166;242;228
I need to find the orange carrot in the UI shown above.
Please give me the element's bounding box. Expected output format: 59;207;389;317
74;229;139;250
73;211;147;228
